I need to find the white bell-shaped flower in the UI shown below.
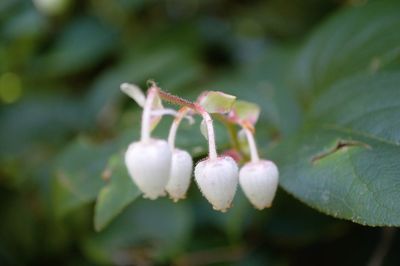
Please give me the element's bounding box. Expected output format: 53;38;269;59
166;149;193;202
195;156;239;212
125;138;172;199
239;160;279;210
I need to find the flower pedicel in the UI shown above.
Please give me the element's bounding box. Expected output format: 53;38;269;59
166;107;194;202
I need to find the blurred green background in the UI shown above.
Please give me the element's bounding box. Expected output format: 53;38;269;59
1;0;399;265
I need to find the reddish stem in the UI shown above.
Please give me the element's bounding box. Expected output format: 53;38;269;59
157;89;197;110
150;84;218;160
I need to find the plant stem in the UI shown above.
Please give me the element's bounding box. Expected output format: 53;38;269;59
197;104;217;160
147;85;218;160
141;87;157;142
243;127;259;163
157;89;196;109
168;107;190;150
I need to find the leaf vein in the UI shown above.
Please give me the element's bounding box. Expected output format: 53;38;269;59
347;152;395;221
324;124;400;146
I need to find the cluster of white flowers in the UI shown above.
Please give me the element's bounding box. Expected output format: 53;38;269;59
122;82;279;212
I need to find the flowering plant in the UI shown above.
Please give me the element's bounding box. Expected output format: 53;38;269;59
121;81;279;212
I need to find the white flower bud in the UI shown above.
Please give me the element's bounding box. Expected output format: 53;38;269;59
166;149;193;202
239;160;279;210
194;156;239;212
125;139;172;200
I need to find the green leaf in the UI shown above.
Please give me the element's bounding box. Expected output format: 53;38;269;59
86;198;192;261
94;154;141;232
272;72;400;226
197;91;236;114
230;100;260;125
292;0;400;95
53;138;114;217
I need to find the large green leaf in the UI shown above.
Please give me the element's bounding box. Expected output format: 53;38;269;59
53;138;114;216
94;154;140;232
52;129;136;217
292;0;400;95
85;198;192;262
272;72;400;226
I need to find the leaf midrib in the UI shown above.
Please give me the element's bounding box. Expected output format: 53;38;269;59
323;124;400;147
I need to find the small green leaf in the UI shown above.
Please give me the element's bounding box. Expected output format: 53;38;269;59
198;91;236;114
230;100;260;125
94;154;141;232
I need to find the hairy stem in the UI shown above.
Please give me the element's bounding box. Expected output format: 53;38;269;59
157;89;196;109
146;84;218;159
